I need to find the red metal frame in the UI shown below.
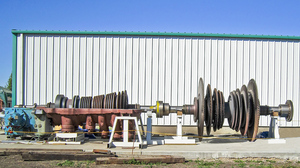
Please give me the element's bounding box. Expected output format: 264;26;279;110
37;107;143;139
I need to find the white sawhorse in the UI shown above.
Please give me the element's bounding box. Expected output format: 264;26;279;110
107;116;143;148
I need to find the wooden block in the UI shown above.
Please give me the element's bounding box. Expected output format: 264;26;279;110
93;149;111;154
22;152;116;161
0;148;84;156
0;148;83;152
96;155;185;165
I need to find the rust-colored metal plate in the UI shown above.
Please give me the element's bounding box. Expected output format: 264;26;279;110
217;90;222;130
235;89;242;132
228;92;236;129
197;78;205;141
212;88;219;132
220;91;225;128
247;79;260;142
240;85;249;136
205;84;212;136
232;91;239;131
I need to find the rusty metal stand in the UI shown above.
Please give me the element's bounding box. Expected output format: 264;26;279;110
107;116;143;148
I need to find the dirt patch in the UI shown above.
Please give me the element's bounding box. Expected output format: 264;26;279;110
1;155;300;168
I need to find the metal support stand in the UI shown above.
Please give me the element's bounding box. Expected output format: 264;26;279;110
146;111;152;144
146;111;164;145
107;116;143;148
164;112;196;145
268;116;286;144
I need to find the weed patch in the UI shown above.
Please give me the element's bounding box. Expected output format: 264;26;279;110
124;158;166;166
57;160;75;167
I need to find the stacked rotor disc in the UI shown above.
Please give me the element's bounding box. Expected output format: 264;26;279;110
196;78;261;142
203;84;225;136
226;80;260;141
53;90;129;109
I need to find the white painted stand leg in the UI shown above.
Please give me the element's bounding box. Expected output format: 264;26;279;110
146;111;164;145
107;116;143;148
268;116;286;144
164;114;196;145
177;114;182;137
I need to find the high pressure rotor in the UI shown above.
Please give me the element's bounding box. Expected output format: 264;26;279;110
144;78;294;142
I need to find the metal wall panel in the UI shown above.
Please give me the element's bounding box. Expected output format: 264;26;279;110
16;34;300;127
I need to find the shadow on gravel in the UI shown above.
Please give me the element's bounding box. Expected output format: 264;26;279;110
202;134;249;143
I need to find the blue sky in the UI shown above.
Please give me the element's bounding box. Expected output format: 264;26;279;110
0;0;300;87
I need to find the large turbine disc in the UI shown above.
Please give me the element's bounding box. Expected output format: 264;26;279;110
240;85;249;136
232;91;239;131
205;84;212;136
228;92;236;129
247;79;260;142
197;78;205;141
235;89;242;132
217;90;222;129
220;91;225;128
212;88;219;132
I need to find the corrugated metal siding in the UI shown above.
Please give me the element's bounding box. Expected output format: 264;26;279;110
16;34;300;127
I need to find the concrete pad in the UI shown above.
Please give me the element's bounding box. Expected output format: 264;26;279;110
1;129;300;160
0;134;299;160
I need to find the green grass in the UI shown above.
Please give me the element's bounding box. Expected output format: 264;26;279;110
237;162;246;168
266;160;276;163
234;159;245;163
194;159;215;168
76;160;95;168
56;160;95;167
56;160;75;167
247;160;263;163
215;160;223;166
124;158;146;165
124;158;167;166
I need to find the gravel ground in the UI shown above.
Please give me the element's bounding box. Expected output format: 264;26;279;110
1;155;300;168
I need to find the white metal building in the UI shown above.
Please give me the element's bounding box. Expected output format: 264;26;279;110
12;30;300;127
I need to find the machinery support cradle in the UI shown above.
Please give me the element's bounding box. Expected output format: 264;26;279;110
107;116;143;148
